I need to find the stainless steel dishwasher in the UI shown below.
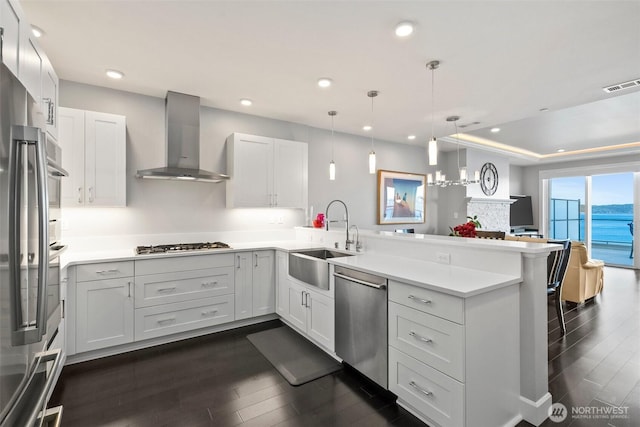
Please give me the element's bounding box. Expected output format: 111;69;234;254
334;265;388;389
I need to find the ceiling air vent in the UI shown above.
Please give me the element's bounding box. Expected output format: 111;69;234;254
603;78;640;93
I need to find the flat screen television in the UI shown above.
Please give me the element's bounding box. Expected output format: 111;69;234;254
510;195;534;227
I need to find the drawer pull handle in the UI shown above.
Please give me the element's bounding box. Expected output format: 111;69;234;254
202;281;218;288
201;309;218;317
96;269;119;275
157;287;176;293
409;381;433;397
157;317;176;325
408;295;432;305
409;331;433;343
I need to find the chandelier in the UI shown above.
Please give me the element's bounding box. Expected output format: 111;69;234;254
427;116;480;187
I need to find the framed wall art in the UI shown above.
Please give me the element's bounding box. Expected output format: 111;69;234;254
377;170;426;225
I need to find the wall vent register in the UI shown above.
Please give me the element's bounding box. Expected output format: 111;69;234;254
135;242;231;255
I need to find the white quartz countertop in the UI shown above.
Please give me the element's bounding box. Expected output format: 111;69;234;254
328;253;522;298
60;240;327;268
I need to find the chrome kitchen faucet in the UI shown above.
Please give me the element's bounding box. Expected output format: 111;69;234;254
325;199;352;250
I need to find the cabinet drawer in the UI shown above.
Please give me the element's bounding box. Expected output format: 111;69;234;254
76;261;134;282
135;253;234;276
389;347;464;427
135;266;235;308
389;281;464;324
134;295;234;341
389;302;464;382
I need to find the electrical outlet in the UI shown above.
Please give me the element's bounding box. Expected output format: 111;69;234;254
436;252;451;264
453;212;459;219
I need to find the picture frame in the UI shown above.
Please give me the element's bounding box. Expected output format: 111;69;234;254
377;170;426;225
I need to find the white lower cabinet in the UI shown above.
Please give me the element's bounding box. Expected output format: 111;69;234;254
282;277;335;352
75;262;134;353
388;280;520;427
235;250;275;320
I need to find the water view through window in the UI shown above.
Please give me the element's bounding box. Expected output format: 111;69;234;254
549;173;634;267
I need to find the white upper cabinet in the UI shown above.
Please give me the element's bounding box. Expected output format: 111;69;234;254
59;107;127;207
1;0;58;137
1;0;22;77
41;57;58;138
226;133;308;208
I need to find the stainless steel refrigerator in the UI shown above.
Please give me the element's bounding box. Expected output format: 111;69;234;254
1;63;64;426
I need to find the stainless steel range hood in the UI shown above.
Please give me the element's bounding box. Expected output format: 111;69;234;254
136;91;229;182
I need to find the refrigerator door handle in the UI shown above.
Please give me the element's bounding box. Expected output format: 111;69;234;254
8;125;49;346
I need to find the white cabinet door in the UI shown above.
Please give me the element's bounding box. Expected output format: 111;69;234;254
84;111;126;206
275;251;288;317
252;250;275;316
234;252;253;320
41;59;58;138
59;108;86;206
76;277;134;353
286;280;307;332
19;34;42;102
273;139;308;208
307;288;334;352
0;0;22;76
59;108;126;207
227;134;273;207
226;133;307;209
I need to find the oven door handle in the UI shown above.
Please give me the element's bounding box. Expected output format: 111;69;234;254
26;349;65;427
47;160;69;178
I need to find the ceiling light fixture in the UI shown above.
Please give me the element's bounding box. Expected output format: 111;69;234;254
106;69;124;79
407;135;416;140
240;99;252;106
31;25;44;38
363;125;372;131
317;78;332;88
395;21;414;37
426;60;439;166
367;90;378;174
539;108;549;112
490;127;501;133
428;116;480;187
329;111;337;181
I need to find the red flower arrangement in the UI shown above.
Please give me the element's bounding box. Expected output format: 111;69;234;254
450;215;482;238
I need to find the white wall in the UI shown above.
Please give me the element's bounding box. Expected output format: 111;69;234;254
509;165;524;195
59;80;437;239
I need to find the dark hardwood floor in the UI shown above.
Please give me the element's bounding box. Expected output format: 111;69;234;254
51;267;640;427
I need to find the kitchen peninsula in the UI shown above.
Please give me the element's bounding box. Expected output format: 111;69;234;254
60;228;558;427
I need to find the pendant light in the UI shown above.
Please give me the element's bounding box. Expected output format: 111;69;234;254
367;90;378;174
328;110;337;181
427;60;439;166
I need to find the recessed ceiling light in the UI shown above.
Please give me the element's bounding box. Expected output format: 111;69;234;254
31;25;44;38
363;125;372;131
557;148;565;153
240;99;252;106
407;135;416;140
490;127;501;133
106;69;124;79
317;78;332;88
540;107;549;112
395;21;414;37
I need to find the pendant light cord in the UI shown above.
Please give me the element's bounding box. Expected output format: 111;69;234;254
431;66;435;140
331;114;335;160
370;95;374;150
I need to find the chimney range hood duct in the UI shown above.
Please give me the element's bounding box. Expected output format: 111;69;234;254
136;91;229;182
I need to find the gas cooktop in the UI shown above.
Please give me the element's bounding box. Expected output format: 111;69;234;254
135;242;231;255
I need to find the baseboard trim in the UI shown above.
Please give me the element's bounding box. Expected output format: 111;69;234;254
520;392;552;426
66;314;279;365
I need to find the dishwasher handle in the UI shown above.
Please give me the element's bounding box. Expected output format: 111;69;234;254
333;272;386;290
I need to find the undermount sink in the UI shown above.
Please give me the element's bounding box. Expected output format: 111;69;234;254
289;249;355;290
